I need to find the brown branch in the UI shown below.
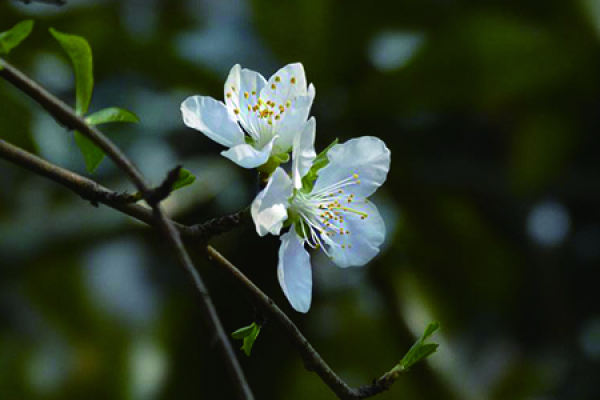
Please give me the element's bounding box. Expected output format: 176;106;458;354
0;57;254;400
0;138;410;399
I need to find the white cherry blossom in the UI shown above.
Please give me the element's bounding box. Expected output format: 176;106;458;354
181;63;315;169
251;124;391;312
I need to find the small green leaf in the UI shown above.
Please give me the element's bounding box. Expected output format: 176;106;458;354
0;20;34;55
171;168;196;192
231;322;261;356
231;324;255;340
75;131;104;173
301;138;338;193
399;321;440;371
86;107;139;125
49;27;93;115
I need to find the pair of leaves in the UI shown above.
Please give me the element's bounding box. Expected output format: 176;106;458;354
231;322;261;356
49;28;141;173
0;20;34;56
301;138;338;193
398;321;440;371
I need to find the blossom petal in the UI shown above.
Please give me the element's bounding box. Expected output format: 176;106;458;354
274;84;316;153
292;117;316;189
264;63;309;103
327;200;385;268
278;230;312;313
312;136;390;198
221;136;278;169
251;168;293;236
181;96;244;148
224;64;267;131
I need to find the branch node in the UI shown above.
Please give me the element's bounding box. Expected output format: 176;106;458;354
145;165;182;206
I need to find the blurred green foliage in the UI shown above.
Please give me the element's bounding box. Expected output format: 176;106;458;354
1;0;599;399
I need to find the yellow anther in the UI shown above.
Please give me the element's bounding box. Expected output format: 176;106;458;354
275;115;280;120
244;91;249;99
285;100;291;108
268;119;272;125
257;98;263;105
233;108;240;115
247;105;252;111
291;77;296;84
279;105;285;112
226;92;232;98
251;90;256;95
338;190;343;194
353;173;359;179
341;244;346;249
356;180;361;184
271;83;276;90
275;76;281;82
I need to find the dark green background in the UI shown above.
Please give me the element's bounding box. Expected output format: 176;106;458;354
1;0;599;399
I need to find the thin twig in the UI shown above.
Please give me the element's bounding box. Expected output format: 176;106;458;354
0;138;410;399
0;57;254;400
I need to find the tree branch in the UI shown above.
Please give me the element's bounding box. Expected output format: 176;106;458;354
0;138;410;399
0;57;254;400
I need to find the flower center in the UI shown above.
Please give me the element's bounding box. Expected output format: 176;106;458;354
291;173;369;255
225;75;298;146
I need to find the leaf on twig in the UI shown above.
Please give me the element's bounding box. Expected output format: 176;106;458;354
49;28;93;115
0;20;34;55
171;168;196;192
399;321;440;371
86;107;139;125
231;322;261;356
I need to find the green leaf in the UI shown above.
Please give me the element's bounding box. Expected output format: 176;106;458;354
86;107;139;125
75;131;104;173
399;321;440;371
0;20;34;55
301;138;338;193
231;322;261;357
171;168;196;192
49;27;93;115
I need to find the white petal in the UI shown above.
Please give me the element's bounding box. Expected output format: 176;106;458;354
224;64;241;108
328;200;385;268
264;63;309;103
312;136;390;198
224;65;267;130
292;117;316;189
274;85;316;152
278;230;312;313
251;168;293;236
181;96;245;148
221;136;278;169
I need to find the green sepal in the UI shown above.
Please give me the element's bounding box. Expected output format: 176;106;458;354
231;322;261;357
86;107;139;125
0;20;34;55
257;152;288;176
301;138;338;193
